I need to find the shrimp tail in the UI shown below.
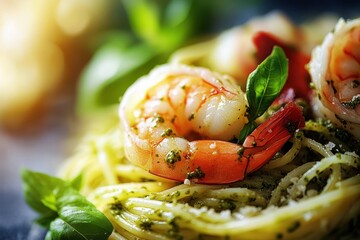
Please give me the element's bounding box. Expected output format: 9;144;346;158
243;102;305;174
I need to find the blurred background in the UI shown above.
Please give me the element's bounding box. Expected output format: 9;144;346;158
0;0;359;239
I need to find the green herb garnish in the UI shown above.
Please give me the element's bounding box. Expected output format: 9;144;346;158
21;169;113;240
238;46;288;143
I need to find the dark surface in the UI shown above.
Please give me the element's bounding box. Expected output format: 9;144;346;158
0;101;71;240
1;1;359;240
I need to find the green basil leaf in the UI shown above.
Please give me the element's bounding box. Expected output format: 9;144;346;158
246;46;288;121
48;204;112;240
76;32;162;115
21;169;113;240
21;169;62;226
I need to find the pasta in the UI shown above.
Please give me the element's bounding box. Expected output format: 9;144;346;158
60;14;360;240
60;107;360;239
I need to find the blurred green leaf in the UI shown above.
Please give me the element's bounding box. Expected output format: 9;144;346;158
122;0;160;44
164;0;192;27
76;32;164;114
123;0;202;51
76;0;216;115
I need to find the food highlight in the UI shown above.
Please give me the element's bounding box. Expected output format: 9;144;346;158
22;12;360;240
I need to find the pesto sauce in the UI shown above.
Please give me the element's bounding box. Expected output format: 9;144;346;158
186;167;205;180
109;202;123;215
165;150;182;168
137;216;154;231
167;217;183;240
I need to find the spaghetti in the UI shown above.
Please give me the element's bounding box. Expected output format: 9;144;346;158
60;106;360;240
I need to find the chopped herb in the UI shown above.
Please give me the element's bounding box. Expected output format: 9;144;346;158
161;128;174;137
165;150;182;168
295;131;303;139
109;202;123;215
153;114;165;124
186;167;205;180
218;199;236;211
342;95;360;109
137;216;154;231
167;217;183;240
188;113;195;121
172;191;181;199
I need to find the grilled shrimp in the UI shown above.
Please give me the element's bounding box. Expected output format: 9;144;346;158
309;18;360;138
119;64;305;184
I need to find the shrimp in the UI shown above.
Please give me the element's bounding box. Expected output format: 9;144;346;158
170;12;304;90
309;18;360;139
119;64;305;184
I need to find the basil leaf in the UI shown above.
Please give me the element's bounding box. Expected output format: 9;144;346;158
22;169;62;226
21;169;113;240
238;46;288;144
48;204;112;240
246;46;288;121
